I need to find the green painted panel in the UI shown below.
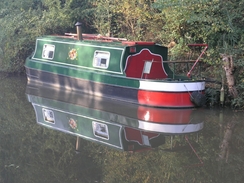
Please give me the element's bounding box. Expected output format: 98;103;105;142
33;103;123;148
33;36;126;74
26;58;140;88
28;94;139;128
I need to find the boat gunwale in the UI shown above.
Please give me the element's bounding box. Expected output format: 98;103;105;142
25;65;205;87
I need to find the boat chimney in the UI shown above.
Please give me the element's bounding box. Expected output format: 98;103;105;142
75;22;83;40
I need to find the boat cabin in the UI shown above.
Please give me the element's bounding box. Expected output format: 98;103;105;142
30;25;172;80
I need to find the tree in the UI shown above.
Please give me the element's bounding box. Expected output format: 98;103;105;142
0;0;94;73
154;0;244;107
92;0;165;41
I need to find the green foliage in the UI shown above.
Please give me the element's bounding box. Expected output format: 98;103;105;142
93;0;165;41
0;0;94;73
153;0;244;108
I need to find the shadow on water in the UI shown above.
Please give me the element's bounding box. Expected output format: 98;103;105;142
0;75;244;183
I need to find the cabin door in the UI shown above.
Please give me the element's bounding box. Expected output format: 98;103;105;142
125;49;168;79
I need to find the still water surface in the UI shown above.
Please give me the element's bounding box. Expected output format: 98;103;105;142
0;75;244;183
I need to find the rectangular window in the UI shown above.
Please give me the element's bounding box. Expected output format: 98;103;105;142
143;61;152;74
42;44;55;59
92;121;109;140
93;51;110;69
42;108;55;123
142;135;150;146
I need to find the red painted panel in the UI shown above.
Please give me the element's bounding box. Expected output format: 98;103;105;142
137;106;193;123
122;41;155;46
138;90;196;108
125;49;167;79
124;127;160;144
124;127;143;144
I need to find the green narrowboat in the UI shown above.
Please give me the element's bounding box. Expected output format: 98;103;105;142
25;22;207;108
26;83;204;152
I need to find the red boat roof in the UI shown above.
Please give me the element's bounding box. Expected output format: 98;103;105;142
62;33;156;46
122;41;155;46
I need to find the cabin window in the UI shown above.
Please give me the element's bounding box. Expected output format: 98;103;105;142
93;51;110;69
42;44;55;59
92;121;109;140
42;108;55;123
143;61;152;74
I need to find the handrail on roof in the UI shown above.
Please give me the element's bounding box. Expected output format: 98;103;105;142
187;44;208;77
64;33;127;42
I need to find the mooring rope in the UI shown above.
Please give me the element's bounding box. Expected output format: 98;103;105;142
185;135;204;167
184;84;193;99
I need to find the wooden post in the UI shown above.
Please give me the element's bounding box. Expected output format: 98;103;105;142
218;119;236;162
221;54;238;98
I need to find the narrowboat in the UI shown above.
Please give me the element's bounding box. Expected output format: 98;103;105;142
26;84;204;152
25;22;207;108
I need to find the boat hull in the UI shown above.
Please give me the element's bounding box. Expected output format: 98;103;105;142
26;83;204;134
25;66;205;108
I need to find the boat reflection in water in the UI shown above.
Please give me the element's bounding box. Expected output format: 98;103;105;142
26;84;204;152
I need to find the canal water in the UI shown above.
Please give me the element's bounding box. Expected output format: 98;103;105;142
0;75;244;183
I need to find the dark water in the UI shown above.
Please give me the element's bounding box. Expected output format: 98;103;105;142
0;75;244;183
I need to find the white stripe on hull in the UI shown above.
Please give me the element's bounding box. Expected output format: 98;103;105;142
139;81;205;92
138;121;204;134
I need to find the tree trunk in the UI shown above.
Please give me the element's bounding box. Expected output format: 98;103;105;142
218;119;235;162
221;54;238;98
